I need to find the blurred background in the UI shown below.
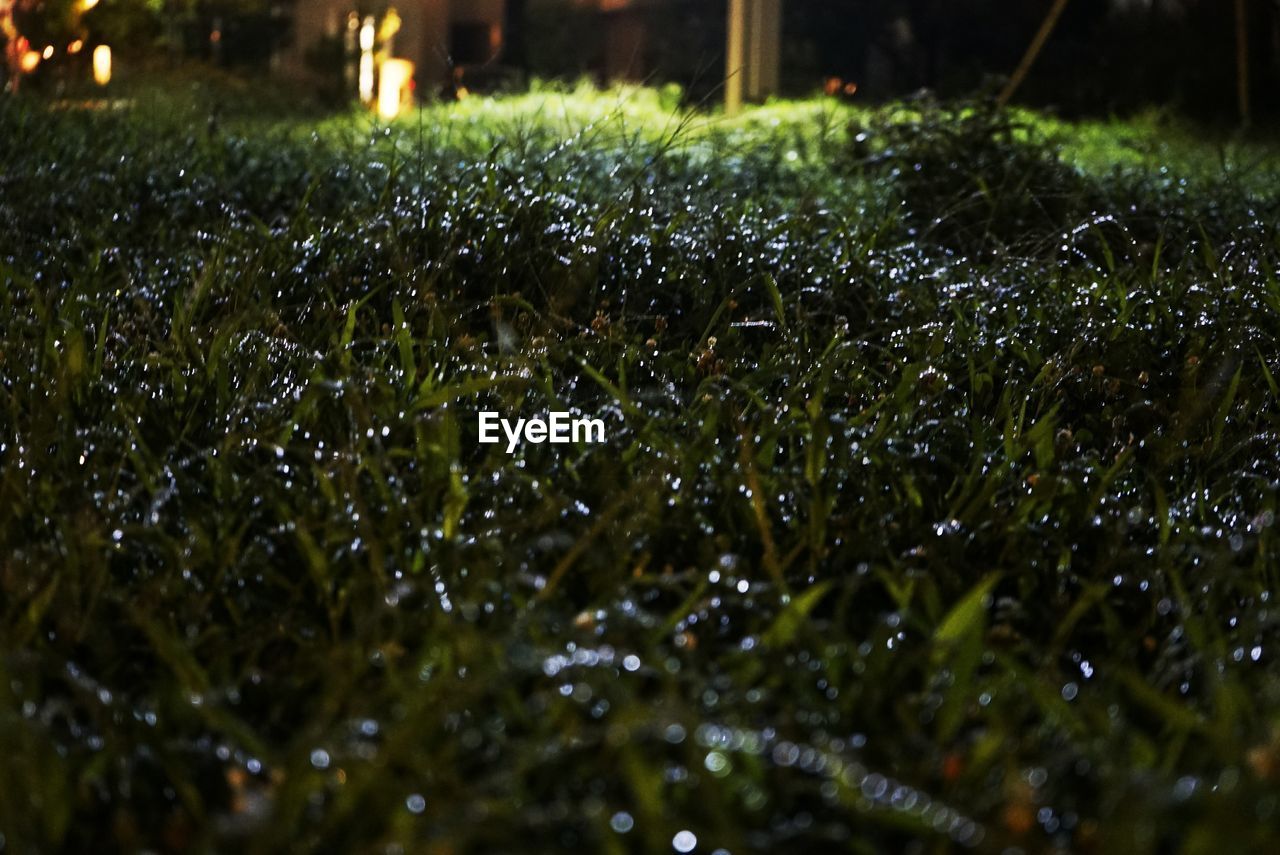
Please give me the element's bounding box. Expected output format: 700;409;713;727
3;1;1279;121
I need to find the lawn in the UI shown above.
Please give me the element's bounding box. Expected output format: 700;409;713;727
2;79;1280;852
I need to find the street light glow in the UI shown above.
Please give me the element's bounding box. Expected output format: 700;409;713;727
93;44;111;85
378;58;414;120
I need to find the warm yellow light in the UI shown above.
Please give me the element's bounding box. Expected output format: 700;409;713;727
42;45;54;59
82;0;99;9
378;7;401;43
20;51;40;74
92;44;111;86
68;39;84;55
358;16;375;102
377;58;414;120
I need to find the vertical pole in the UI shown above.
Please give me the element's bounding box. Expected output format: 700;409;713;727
1236;0;1251;127
726;0;746;114
727;0;781;113
750;0;781;101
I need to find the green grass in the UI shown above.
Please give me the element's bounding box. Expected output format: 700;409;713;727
2;81;1280;853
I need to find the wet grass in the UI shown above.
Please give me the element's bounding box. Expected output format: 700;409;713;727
2;82;1280;853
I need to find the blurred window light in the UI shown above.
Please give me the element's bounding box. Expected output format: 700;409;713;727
379;7;401;43
378;58;414;120
93;44;111;85
359;16;376;102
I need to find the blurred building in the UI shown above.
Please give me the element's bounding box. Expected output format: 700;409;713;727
284;0;780;105
586;0;779;106
287;0;507;97
522;0;741;101
277;0;1278;117
619;0;1277;117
